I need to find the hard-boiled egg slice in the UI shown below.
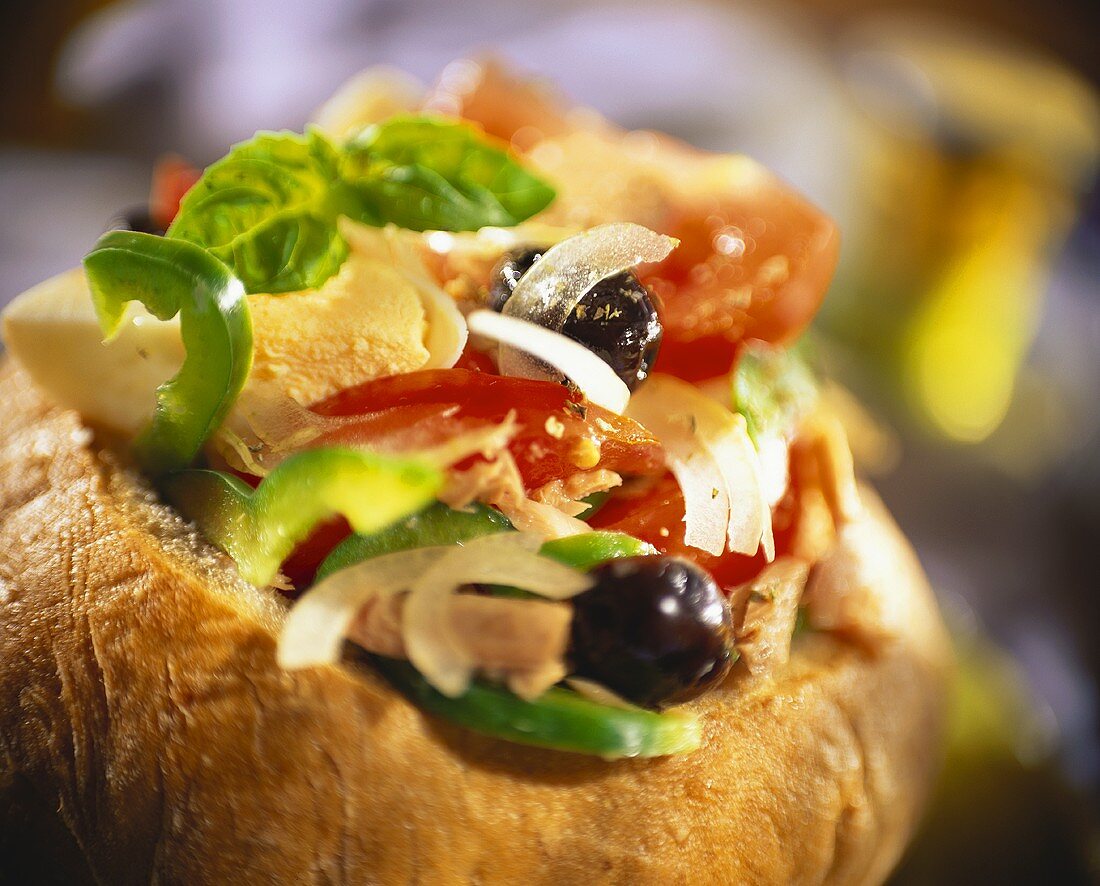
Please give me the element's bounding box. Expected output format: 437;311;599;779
2;268;184;434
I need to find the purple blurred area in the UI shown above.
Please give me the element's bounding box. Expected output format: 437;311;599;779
1;0;1098;881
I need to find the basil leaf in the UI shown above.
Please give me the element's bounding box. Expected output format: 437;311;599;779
167;117;556;295
732;341;818;444
347;115;556;231
168;130;355;294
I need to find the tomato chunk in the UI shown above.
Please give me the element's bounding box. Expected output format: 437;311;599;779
149;155;200;231
312;369;664;490
280;517;351;591
423;60;839;382
644;181;839;381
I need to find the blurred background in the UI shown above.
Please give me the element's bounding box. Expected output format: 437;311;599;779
2;0;1098;881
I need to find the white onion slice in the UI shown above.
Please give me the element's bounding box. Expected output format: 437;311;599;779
627;374;773;560
277;545;450;670
278;532;592;699
627;392;728;556
700;380;790;511
495;222;676;400
403;533;592;696
467;309;630;414
756;434;792;509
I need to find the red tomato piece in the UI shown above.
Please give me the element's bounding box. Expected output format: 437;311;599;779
423;60;839;382
645;187;839;382
312;369;664;490
280;517;352;591
452;344;497;373
149;155;201;230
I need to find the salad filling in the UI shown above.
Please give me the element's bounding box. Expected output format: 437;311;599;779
1;59;863;760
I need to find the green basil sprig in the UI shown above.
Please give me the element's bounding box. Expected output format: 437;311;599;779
167;130;352;295
347;116;556;233
83;231;253;474
168;116;556;294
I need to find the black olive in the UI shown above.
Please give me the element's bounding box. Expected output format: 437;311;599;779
108;206;165;237
488;246;543;311
569;556;733;709
489;247;662;391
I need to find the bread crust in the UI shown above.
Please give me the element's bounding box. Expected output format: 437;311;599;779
0;361;951;885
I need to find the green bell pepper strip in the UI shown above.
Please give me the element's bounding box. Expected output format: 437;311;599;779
573;491;610;522
314;502;512;584
371;656;701;759
539;532;657;570
317;496;656;586
83;230;253;474
162;448;442;586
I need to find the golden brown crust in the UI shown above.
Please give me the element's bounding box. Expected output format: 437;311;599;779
0;361;951;885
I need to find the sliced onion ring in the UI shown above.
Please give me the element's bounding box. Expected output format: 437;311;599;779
627;374;774;559
466;309;630;414
627;392;728;556
278;532;592;700
277;545;451;670
404;532;592;697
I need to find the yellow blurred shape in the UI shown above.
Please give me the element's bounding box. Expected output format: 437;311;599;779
902;163;1068;442
840;17;1099;448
